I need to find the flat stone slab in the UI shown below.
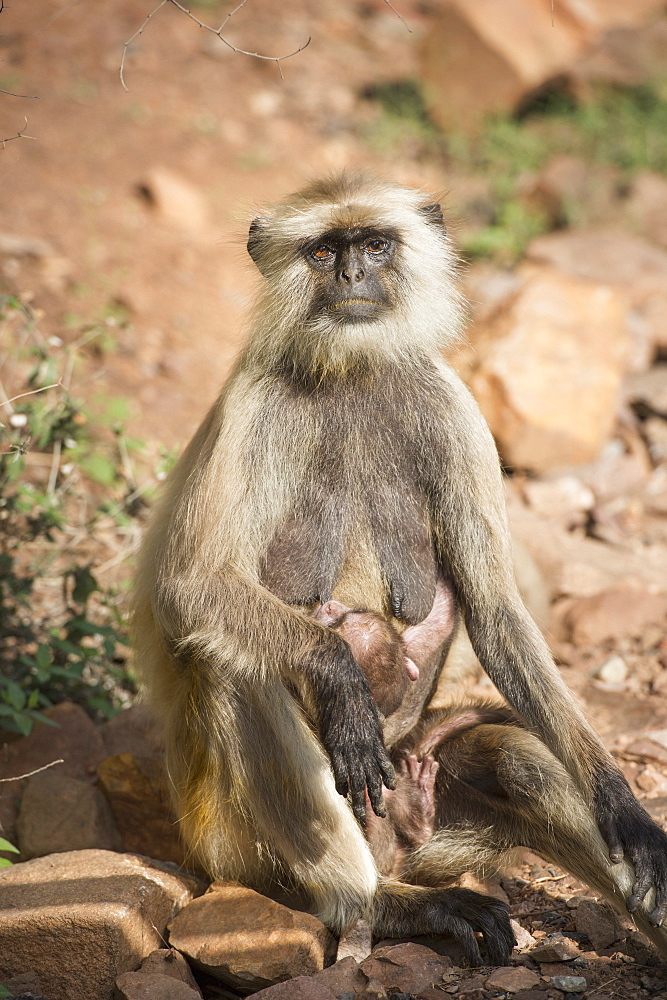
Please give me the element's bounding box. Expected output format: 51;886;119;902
0;849;204;1000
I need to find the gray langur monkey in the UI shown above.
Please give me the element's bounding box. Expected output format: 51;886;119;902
133;172;667;966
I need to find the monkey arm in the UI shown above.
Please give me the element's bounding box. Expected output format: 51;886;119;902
153;568;395;822
425;364;667;925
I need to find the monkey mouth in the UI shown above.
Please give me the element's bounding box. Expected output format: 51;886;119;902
327;298;382;311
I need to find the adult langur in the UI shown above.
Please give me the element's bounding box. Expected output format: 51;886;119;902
133;172;667;964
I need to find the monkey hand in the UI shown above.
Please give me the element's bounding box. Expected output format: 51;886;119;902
595;769;667;925
315;646;395;823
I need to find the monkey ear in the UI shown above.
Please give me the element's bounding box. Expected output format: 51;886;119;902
419;203;446;229
247;216;270;272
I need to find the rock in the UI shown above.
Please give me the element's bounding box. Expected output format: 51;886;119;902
114;972;201;1000
550;974;587;992
519;156;620;228
575;899;621;950
16;770;122;859
468;265;629;472
511;919;537;950
313;956;368;996
167;884;336;992
420;0;664;133
625;171;667;251
528;228;667;355
594;655;629;685
643;416;667;463
249;978;337;999
625;364;667;417
97;752;185;865
573;434;651;504
136;167;210;234
0;701;107;848
529;933;580;962
0;233;55;257
0;849;204;1000
0;972;42;996
336;918;373;962
571;17;667;98
138;949;201;992
625;738;667;767
565;588;667;646
521;476;594;528
506;487;667;600
485;966;541;992
99;703;163;759
360;942;452;995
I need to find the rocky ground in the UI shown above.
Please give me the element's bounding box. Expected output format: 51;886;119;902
2;0;667;998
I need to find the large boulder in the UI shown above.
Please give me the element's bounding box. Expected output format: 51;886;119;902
0;849;205;1000
168;883;336;993
16;770;123;859
468;264;629;472
420;0;664;133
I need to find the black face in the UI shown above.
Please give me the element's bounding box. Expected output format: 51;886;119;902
303;227;400;323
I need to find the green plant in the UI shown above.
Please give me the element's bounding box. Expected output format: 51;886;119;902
363;79;444;157
460;200;550;263
0;837;20;869
0;296;140;735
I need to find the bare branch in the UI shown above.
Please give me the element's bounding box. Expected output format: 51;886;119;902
120;0;311;91
382;0;412;33
0;87;39;99
0;381;61;408
0;759;64;783
120;0;169;92
1;117;36;148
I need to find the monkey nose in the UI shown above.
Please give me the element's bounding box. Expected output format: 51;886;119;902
339;266;365;283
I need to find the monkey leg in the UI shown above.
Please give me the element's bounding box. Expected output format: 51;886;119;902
372;879;515;967
161;664;378;933
164;665;513;959
405;724;667;958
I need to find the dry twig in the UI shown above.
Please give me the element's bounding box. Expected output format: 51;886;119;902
1;117;36;148
120;0;311;91
0;759;64;783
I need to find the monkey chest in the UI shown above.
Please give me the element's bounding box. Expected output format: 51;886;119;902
259;433;437;624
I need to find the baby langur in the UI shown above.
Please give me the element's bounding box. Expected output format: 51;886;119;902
314;580;451;875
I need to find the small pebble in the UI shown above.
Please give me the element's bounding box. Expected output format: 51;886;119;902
595;655;628;684
550;974;587;992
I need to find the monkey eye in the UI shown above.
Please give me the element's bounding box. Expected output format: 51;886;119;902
311;245;334;261
364;239;388;254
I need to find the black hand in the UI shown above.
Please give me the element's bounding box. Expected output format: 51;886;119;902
594;769;667;925
314;644;395;822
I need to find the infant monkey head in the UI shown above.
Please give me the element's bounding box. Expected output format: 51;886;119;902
314;601;418;717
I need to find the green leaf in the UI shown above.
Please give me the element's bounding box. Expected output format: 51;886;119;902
10;711;32;736
71;565;98;605
0;837;20;854
0;859;14;870
78;452;117;486
6;680;26;711
35;642;52;671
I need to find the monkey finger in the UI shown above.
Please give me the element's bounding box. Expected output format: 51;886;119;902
627;868;653;913
599;816;624;864
378;752;396;790
349;771;369;824
366;768;387;818
649;887;667;927
405;754;420;781
330;751;350;799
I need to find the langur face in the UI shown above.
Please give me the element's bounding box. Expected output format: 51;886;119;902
302;228;401;324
